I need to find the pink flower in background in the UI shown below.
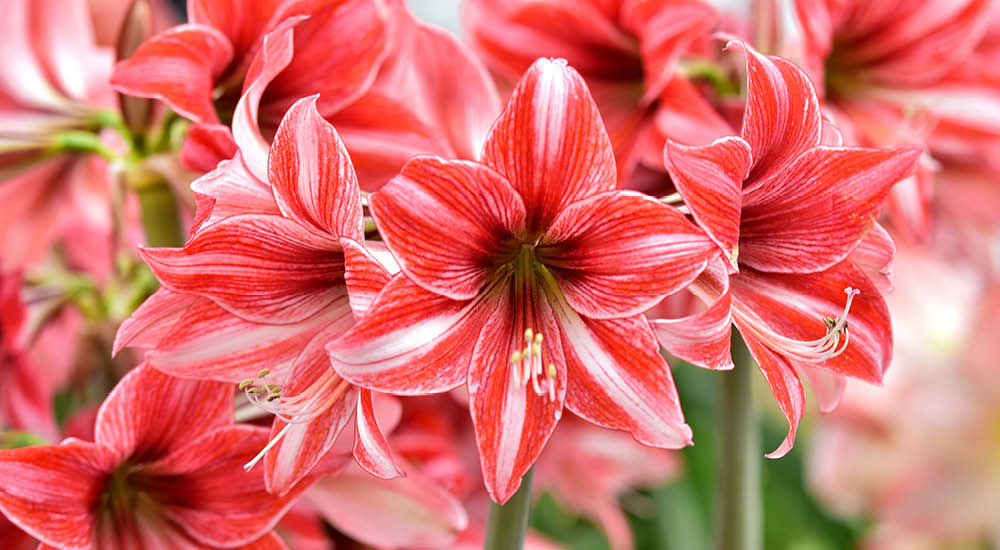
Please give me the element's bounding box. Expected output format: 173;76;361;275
0;0;115;269
794;0;1000;239
464;0;734;185
0;364;320;550
116;96;401;495
329;58;718;503
653;40;921;457
113;0;499;189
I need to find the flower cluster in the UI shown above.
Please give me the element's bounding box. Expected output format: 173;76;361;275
0;0;997;548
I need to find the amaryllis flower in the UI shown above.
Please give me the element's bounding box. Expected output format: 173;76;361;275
113;0;499;190
0;0;115;269
464;0;733;184
115;92;400;496
0;364;321;550
653;40;921;457
328;58;718;503
793;0;1000;238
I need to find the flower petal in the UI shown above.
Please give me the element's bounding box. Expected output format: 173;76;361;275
650;257;734;370
663;136;751;269
149;425;315;549
111;24;234;124
94;363;234;462
544;190;716;318
353;389;404;479
371;157;526;300
847;222;895;294
306;462;467;549
738;333;804;459
180;122;237;174
0;440;110;550
140;214;344;324
552;300;692;448
482;58;616;232
189;153;279;231
725;39;823;186
341;238;392;317
469;287;566;504
328;275;485;394
112;288;194;355
730;262;892;385
268;96;363;240
739;146;920;273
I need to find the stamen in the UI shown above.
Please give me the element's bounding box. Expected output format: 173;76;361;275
738;287;860;363
510;329;558;402
243;423;292;471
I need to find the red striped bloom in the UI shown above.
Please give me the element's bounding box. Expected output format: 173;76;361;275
328;58;718;503
653;40;922;457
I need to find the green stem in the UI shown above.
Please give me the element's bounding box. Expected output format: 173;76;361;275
715;331;761;550
484;468;534;550
133;174;184;248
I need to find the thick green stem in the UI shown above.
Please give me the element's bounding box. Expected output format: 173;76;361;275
484;468;534;550
715;331;761;550
134;177;184;248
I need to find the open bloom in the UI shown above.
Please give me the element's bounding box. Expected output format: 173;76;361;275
116;92;399;495
653;40;921;457
464;0;733;184
0;0;114;269
0;364;321;549
793;0;1000;238
329;58;718;503
113;0;499;189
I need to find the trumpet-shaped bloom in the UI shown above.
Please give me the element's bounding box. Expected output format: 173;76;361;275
113;0;499;190
328;58;718;503
0;364;320;550
654;40;921;457
115;94;400;496
794;0;1000;238
464;0;733;184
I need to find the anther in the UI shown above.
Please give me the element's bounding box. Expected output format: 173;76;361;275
238;380;254;391
257;369;270;379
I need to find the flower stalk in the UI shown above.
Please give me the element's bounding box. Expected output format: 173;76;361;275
128;168;184;248
484;467;534;550
715;331;761;550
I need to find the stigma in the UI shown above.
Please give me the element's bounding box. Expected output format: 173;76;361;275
510;328;557;401
744;287;860;363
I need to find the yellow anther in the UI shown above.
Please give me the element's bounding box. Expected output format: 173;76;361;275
524;328;534;343
266;392;281;402
547;363;556;378
266;384;281;393
257;369;270;379
247;386;266;394
510;350;522;363
535;333;543;344
238;380;254;390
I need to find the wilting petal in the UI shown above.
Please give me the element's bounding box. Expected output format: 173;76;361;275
268;96;362;240
739;333;804;458
545;191;715;318
94;364;233;462
371;157;526;300
353;389;404;479
141;214;344;325
663;136;751;269
180;122;237;174
149;425;313;549
469;288;566;503
0;440;112;550
341;238;391;316
651;257;734;370
730;262;892;385
143;296;351;384
621;0;717;102
265;307;358;495
329;275;486;394
370;3;501;162
726;40;822;186
848;223;896;294
482;58;616;232
740;146;920;273
306;463;468;549
111;24;234;124
553;302;692;448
